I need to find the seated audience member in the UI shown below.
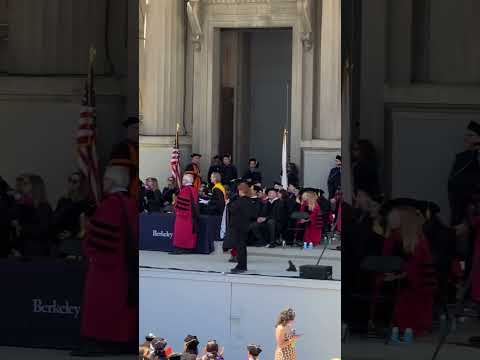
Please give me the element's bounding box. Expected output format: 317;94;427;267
297;189;323;247
185;153;203;192
379;202;437;342
247;344;262;360
205;172;226;216
150;338;169;360
273;182;283;191
201;340;224;360
0;177;16;257
145;177;164;212
181;335;200;360
15;174;53;257
208;155;223;180
251;188;288;248
328;155;342;200
317;189;332;234
243;158;262;185
287;162;300;188
221;154;238;185
53;171;94;257
162;176;179;206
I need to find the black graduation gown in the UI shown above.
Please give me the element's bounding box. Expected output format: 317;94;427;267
221;164;238;184
352;160;380;196
242;170;262;185
327;167;341;199
223;197;256;249
206;188;225;216
448;149;480;226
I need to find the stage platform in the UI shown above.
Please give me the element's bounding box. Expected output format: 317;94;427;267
140;241;341;280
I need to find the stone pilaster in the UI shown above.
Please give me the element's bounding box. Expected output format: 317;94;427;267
141;0;186;136
314;0;341;141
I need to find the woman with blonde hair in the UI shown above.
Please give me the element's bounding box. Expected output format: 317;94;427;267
381;202;436;343
274;308;301;360
298;190;323;246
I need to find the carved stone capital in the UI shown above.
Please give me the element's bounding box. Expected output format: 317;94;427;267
187;0;203;51
298;0;313;51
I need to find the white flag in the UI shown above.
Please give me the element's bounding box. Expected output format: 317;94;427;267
281;129;288;189
220;206;227;240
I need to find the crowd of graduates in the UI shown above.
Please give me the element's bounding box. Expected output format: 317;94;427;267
343;126;480;346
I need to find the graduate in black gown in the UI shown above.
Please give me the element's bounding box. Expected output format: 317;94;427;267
224;182;256;273
448;121;480;226
328;155;342;199
242;158;262;185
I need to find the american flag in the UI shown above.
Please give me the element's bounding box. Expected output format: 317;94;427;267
77;53;101;204
170;146;182;189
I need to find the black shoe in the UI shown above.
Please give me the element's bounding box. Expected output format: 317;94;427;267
228;256;238;263
230;267;247;274
266;243;276;248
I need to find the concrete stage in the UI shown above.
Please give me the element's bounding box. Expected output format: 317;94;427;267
140;242;341;359
140;241;341;280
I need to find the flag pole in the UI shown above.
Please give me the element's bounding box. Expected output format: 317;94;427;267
88;45;96;107
175;123;180;149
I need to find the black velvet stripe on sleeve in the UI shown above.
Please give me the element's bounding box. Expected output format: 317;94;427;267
90;219;120;233
90;228;118;243
88;238;117;252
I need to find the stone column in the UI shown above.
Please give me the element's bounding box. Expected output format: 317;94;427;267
303;0;341;190
140;0;191;186
314;0;341;140
141;0;185;135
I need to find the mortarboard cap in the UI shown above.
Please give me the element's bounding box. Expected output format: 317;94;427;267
468;121;480;136
191;153;202;158
184;335;199;346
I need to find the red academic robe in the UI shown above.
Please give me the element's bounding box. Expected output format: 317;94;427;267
81;192;138;342
299;202;323;246
173;185;199;250
471;217;480;302
383;230;436;335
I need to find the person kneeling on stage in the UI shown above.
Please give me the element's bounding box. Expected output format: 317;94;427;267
170;174;200;255
224;182;256;273
251;188;288;248
73;166;138;356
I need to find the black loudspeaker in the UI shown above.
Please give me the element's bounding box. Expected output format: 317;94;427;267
299;265;332;280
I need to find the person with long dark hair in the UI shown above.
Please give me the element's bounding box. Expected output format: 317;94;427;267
15;174;53;257
181;335;200;360
53;171;94;257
